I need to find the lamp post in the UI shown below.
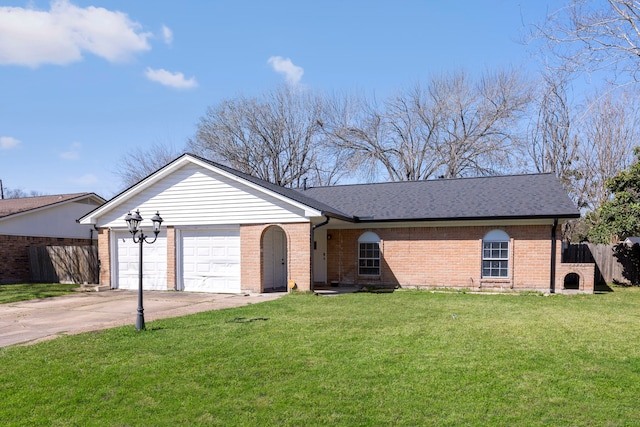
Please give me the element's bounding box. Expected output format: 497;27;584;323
124;209;164;331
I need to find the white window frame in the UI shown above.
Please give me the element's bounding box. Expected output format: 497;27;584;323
482;230;510;278
358;231;381;276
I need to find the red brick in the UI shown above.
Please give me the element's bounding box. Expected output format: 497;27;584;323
326;225;594;293
0;234;95;284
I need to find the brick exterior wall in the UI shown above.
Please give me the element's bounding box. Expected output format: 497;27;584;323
97;228;111;287
240;222;312;292
240;224;263;293
554;237;595;292
0;234;95;284
166;226;176;290
94;222;595;294
325;224;595;293
97;222;312;293
286;223;313;291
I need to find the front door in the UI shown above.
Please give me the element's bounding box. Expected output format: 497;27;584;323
263;226;287;290
313;228;327;284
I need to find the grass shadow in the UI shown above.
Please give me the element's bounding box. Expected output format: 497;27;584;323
226;317;269;324
595;282;614;293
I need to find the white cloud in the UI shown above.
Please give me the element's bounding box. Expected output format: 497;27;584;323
144;67;198;89
0;136;21;150
267;56;304;85
162;25;173;46
60;141;81;160
69;173;98;185
0;0;152;67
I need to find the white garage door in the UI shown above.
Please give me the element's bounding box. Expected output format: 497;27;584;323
114;231;167;290
180;228;241;293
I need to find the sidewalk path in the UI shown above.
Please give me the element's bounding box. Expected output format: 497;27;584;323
0;290;285;347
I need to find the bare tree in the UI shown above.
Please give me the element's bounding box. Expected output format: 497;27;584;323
385;84;442;180
321;70;531;181
188;86;347;188
1;187;46;199
526;71;582;201
524;68;639;212
114;141;184;189
306;127;359;186
538;0;640;83
577;88;640;210
431;70;531;178
319;93;396;181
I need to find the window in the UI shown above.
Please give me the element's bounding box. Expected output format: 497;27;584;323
482;230;509;278
358;232;380;276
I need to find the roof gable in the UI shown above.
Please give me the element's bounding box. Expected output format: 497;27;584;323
79;154;332;225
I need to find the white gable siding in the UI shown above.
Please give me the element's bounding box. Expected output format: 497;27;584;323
96;163;310;228
0;200;99;239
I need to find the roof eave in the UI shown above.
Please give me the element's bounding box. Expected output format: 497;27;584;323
322;211;355;222
2;193;106;223
354;213;580;223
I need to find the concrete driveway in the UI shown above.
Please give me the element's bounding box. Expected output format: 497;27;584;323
0;290;285;347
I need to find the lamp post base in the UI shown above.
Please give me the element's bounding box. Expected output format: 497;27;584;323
136;308;145;331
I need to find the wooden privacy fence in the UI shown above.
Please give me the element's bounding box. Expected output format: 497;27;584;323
563;243;640;285
29;246;99;284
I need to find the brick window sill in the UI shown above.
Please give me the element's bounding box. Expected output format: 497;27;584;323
479;278;512;285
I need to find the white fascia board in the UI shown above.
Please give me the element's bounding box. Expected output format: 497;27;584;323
79;157;191;225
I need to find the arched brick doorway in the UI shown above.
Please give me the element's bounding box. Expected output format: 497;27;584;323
564;272;580;290
262;226;288;292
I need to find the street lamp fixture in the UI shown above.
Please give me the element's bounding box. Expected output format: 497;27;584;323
124;209;164;331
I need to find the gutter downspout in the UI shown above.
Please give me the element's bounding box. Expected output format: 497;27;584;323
310;216;331;292
550;218;558;294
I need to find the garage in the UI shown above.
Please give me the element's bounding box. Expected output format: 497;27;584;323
114;231;167;290
179;228;241;293
79;155;320;293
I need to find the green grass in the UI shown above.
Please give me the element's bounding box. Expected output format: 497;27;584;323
2;288;640;426
0;283;77;304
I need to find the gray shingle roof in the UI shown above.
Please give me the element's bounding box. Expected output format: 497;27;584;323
0;193;94;219
182;155;579;222
296;173;579;221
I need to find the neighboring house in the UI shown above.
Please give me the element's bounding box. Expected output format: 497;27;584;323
624;237;640;245
0;193;106;284
79;154;595;294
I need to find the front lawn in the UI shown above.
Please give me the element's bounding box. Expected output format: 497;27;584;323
0;283;77;304
1;288;640;426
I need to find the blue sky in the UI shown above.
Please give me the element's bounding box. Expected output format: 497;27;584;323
0;0;558;199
